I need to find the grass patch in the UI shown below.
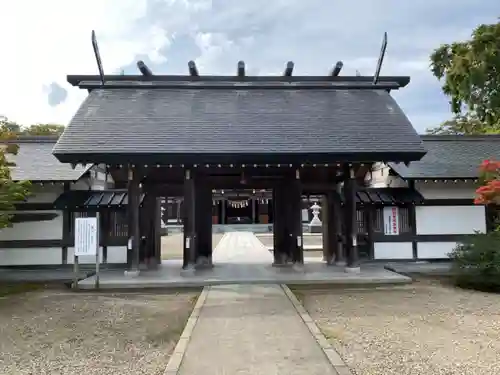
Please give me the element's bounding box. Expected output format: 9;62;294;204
0;283;45;297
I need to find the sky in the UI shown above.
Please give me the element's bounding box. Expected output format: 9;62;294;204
2;0;499;133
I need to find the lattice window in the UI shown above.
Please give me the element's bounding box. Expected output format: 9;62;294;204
109;211;128;237
373;207;412;234
356;209;366;234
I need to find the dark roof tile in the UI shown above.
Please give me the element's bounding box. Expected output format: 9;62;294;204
6;137;89;181
389;135;500;179
53;87;425;163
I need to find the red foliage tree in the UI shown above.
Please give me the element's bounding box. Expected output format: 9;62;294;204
475;159;500;204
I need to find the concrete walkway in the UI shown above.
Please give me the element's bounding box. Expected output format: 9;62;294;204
176;284;339;375
167;232;343;374
212;231;274;264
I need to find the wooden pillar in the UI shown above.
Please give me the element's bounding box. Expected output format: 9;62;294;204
344;165;360;272
272;185;288;265
289;170;303;264
194;177;213;267
176;200;181;224
61;182;71;265
126;166;141;273
221;200;226;224
154;197;162;264
140;192;157;268
324;190;342;265
182;168;196;269
100;210;110;264
321;194;329;262
251;198;256;224
408;181;418;259
138;195;148;266
365;206;375;260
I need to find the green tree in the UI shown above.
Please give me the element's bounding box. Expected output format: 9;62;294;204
22;123;65;136
425;116;499;135
428;20;500;135
0;116;21;133
0;123;31;229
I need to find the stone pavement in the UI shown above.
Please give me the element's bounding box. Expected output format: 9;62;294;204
212;232;274;264
167;232;344;375
175;284;340;375
78;231;410;288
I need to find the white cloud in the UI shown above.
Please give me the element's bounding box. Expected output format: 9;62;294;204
1;0;499;133
0;0;167;125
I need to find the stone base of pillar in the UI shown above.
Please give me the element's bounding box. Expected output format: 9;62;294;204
334;260;346;266
292;263;304;272
124;270;140;278
195;255;213;269
181;264;196;274
344;266;361;274
272;252;292;267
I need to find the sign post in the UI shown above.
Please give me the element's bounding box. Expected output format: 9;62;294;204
74;216;100;289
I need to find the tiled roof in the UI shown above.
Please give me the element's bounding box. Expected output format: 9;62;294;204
53;190;145;209
53;82;425;164
5;136;89;181
389;135;500;179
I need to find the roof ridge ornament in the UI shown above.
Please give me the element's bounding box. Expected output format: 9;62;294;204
91;30;105;86
373;32;388;85
137;60;153;76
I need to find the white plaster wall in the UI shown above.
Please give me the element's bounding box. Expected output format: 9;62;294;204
416;206;486;235
0;246;127;266
25;186;63;203
417;242;457;259
0;248;62;265
415;181;477;199
368;163;408;188
373;242;413;259
67;246;127;264
0;211;63;240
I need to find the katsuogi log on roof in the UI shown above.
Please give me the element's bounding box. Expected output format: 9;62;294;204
53;72;426;166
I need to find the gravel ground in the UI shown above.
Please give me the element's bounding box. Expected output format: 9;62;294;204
0;287;199;375
295;277;500;375
161;233;225;260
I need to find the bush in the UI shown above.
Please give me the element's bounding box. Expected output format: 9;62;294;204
449;231;500;292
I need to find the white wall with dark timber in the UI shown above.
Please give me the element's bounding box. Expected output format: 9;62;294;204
0;167;122;267
67;246;127;264
374;242;413;260
416;206;486;235
415;205;486;258
0;248;62;266
0;210;63;241
417;242;459;259
368;163;408;188
415;181;477;199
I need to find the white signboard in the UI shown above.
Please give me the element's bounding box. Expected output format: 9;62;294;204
74;217;99;256
383;207;399;235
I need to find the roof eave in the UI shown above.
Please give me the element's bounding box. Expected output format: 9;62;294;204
52;150;427;166
66;74;411;88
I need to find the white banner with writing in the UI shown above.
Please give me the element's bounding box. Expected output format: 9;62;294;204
383;206;399;235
